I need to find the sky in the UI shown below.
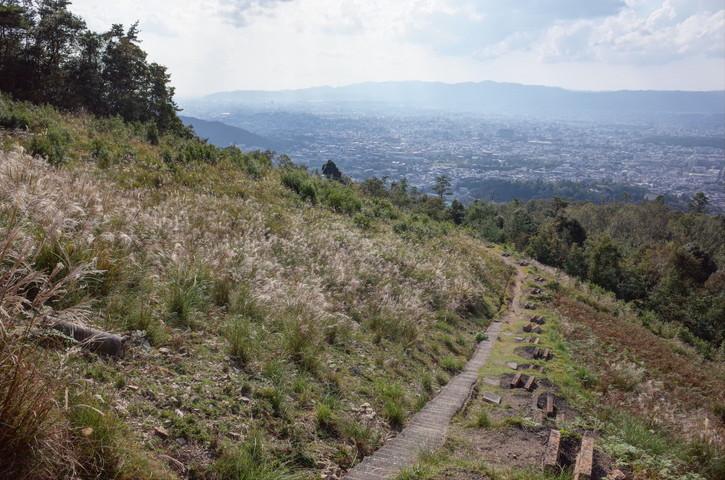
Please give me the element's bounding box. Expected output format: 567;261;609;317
70;0;725;97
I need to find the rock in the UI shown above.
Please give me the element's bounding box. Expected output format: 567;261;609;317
154;426;169;439
127;385;139;391
507;362;519;370
159;347;171;354
81;427;94;437
175;437;187;446
175;409;184;418
240;396;251;403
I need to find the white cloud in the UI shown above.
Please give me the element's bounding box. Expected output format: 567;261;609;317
68;0;725;95
537;1;725;64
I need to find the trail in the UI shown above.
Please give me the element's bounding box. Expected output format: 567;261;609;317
343;264;526;480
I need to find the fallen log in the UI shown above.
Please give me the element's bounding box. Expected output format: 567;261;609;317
52;321;125;358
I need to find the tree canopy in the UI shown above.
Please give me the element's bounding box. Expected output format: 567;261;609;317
0;0;183;132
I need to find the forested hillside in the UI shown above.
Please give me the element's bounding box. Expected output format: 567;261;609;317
0;0;183;133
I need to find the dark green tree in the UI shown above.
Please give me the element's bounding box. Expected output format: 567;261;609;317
689;192;709;213
586;236;623;293
321;159;342;181
449;199;465;225
432;174;451;200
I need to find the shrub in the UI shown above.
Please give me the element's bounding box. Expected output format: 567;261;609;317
281;169;317;203
0;103;31;130
29;125;72;166
319;182;362;214
282;312;321;373
475;332;488;343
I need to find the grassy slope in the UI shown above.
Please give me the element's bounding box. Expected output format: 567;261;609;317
394;258;724;480
0;100;513;479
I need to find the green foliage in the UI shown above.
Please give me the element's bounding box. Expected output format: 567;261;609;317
165;265;209;328
376;382;408;429
463;197;725;349
213;432;298;480
281;169;318;203
29;125;72;165
0;3;184;133
224;316;255;365
365;310;418;345
473;409;492;428
440;355;464;373
69;393;172;479
319;181;362;214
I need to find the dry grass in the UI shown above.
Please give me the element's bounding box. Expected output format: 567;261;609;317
0;142;513;477
555;294;725;447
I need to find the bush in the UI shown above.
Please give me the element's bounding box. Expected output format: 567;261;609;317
281;169;317;203
29;125;72;165
0;102;31;130
319;182;362;214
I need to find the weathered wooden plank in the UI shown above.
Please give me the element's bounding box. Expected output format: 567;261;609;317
510;373;523;389
542;429;561;474
483;392;502;405
545;393;556;418
524;376;536;391
574;434;594;480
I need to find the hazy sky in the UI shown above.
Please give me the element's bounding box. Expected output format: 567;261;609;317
71;0;725;97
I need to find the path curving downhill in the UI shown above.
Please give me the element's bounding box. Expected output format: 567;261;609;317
343;264;525;480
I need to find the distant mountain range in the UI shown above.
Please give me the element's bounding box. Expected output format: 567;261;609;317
180;115;276;150
184;81;725;121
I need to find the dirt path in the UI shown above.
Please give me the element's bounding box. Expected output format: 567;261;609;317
343;265;526;480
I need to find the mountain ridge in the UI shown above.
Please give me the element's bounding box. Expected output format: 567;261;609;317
188;80;725;118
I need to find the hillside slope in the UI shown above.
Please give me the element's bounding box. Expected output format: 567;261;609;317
1;97;723;480
0;97;512;480
180;115;278;150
